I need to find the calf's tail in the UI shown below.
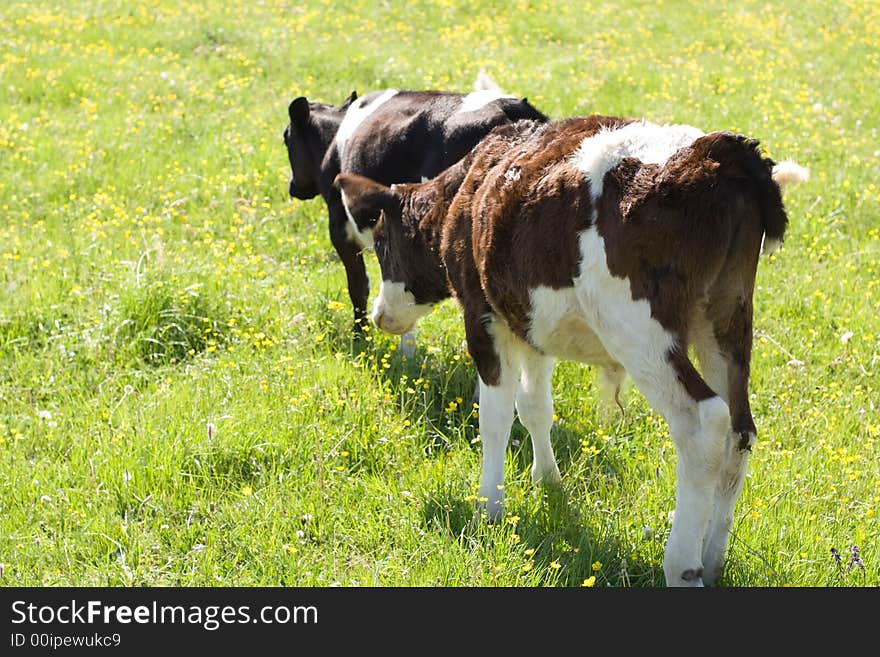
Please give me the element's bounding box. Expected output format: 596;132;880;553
762;160;809;255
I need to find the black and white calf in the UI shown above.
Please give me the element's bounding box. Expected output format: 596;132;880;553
335;116;807;586
282;82;547;353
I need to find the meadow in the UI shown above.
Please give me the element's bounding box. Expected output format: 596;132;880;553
0;0;877;587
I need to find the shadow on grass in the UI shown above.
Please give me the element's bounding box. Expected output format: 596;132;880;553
419;481;667;587
337;326;484;450
506;416;637;489
350;330;638;472
317;303;619;446
322;315;688;586
178;442;292;492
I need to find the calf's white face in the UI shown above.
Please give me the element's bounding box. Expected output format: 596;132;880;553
334;172;447;337
372;280;433;335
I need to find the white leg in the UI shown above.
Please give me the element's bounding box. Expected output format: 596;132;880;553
398;331;417;358
574;228;729;585
580;307;727;585
515;350;561;486
693;322;751;585
694;322;756;584
701;428;752;584
476;366;517;521
663;396;730;586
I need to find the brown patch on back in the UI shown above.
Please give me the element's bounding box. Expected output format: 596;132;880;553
594;132;771;339
587;131;779;422
438;121;552;382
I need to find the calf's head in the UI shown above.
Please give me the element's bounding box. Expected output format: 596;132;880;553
334;173;449;335
284;92;358;200
283;97;321;199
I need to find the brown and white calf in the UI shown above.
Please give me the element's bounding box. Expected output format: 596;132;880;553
283;82;547;353
335;115;808;586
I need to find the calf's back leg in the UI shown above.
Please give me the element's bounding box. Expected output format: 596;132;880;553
692;302;756;585
631;345;730;587
578;294;728;584
576;228;732;585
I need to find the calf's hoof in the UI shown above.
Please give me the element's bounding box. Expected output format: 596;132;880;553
700;560;723;587
474;497;504;524
531;464;562;487
399;332;417;358
665;566;705;587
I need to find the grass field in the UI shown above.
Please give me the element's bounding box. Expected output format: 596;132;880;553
1;0;877;587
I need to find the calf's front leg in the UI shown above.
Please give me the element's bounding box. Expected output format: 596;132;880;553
477;372;517;520
328;199;370;332
465;310;516;520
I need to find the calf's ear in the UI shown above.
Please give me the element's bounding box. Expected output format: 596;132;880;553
288;97;310;124
334;173;399;229
340;91;358;110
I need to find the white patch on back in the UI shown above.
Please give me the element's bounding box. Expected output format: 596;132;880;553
570;121;705;206
335;89;399;162
372;280;434;335
457;90;515;114
339;189;375;250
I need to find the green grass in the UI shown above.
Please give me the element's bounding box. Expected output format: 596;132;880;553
1;0;877;587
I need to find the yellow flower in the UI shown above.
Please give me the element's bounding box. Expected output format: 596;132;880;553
582;576;596;587
591;561;602;571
